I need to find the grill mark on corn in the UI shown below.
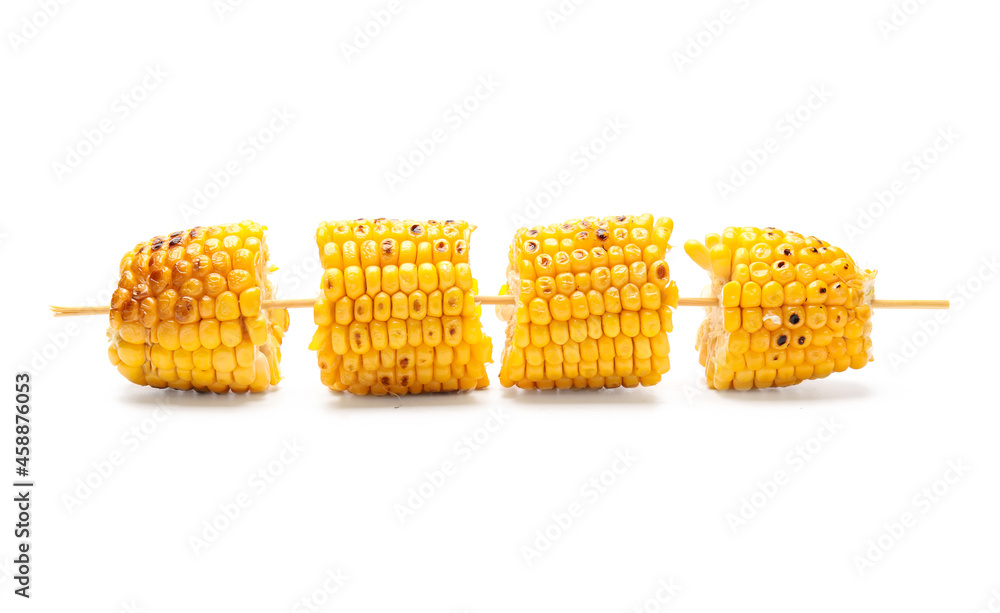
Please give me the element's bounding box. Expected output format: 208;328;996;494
108;221;287;393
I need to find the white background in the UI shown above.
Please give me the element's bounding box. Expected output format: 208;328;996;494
2;0;1000;610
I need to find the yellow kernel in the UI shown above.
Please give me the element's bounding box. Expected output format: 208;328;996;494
212;346;237;372
742;307;763;333
408;291;427;320
345;266;365;299
227;269;254;293
179;323;201;351
314;299;333;326
784;281;806;305
199;320;222;349
528;298;551;325
709;244;732;278
724;307;741;333
741;282;762;308
684;240;711;270
116;342;146;367
221;321;243;347
239;287;261;317
216;291;240;321
243;314;264;347
322;269;345;301
805;280;829;304
352;295;372;323
722;281;741;307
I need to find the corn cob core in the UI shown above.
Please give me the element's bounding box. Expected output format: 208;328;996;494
685;227;876;390
107;221;289;393
310;219;493;395
498;215;679;390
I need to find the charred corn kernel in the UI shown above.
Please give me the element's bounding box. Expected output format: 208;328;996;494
373;292;392;321
354;295;373;323
107;222;287;392
689;227;875;390
501;215;677;389
806;280;829;304
783;306;805;329
313;219;491;394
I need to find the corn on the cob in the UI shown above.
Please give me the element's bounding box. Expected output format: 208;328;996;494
685;227;876;390
106;221;289;393
310;219;493;395
498;215;679;390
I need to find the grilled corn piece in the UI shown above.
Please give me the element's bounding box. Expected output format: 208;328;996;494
498;215;679;389
310;219;493;395
685;226;876;390
107;221;289;393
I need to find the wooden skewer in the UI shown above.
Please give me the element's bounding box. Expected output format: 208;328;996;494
49;296;950;317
